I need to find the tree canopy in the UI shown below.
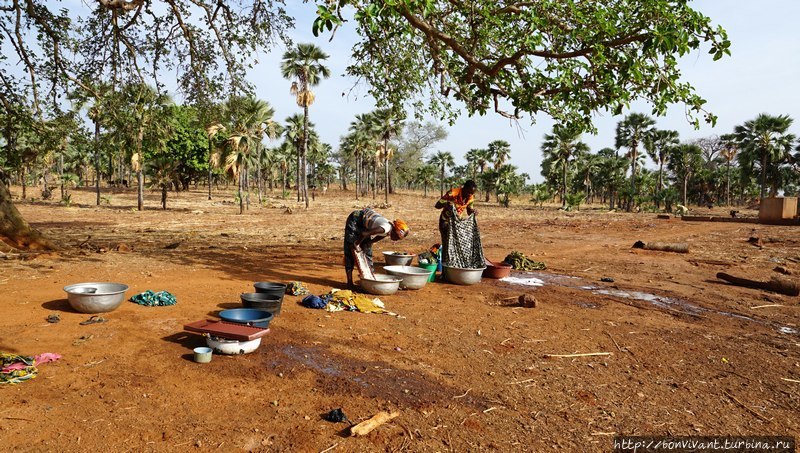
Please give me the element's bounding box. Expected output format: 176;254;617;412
315;0;729;129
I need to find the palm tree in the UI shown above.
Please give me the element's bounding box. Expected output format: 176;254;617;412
348;113;376;199
733;114;795;199
415;164;438;197
667;144;703;206
146;156;177;209
283;113;306;201
370;108;405;203
280;43;331;209
428;151;455;197
615;113;656;211
719;134;738;206
644;129;680;209
488;140;511;169
205;122;225;200
107;83;173;211
216;96;278;214
541;125;588;208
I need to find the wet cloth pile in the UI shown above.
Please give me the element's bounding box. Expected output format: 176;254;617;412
1;353;61;384
130;290;177;306
286;281;310;296
503;251;546;271
302;290;401;317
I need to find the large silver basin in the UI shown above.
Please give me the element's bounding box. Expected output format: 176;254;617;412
63;282;129;313
382;251;415;266
443;266;486;286
383;265;433;290
360;274;402;295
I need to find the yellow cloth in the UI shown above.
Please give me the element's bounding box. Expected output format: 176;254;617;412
325;290;388;314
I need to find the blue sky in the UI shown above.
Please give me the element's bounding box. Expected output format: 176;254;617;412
250;1;800;182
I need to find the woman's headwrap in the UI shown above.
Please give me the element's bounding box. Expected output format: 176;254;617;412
392;219;409;238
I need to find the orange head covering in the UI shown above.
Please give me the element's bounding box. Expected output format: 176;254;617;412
392;219;409;238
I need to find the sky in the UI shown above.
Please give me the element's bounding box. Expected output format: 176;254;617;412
248;1;800;183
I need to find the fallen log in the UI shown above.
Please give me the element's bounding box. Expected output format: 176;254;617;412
716;272;800;297
350;411;400;436
633;241;689;253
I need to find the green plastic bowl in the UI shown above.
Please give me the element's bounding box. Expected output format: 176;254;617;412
418;262;438;282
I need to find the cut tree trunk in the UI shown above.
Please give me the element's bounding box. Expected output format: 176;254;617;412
717;272;800;297
0;181;58;250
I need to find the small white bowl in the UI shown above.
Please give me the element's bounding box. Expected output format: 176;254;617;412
193;347;213;363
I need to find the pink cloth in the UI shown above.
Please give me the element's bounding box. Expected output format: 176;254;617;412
1;353;60;373
34;353;61;365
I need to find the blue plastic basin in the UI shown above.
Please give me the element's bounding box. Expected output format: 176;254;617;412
218;308;274;328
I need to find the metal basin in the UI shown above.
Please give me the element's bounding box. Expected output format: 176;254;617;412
382;251;415;266
383;265;434;290
63;282;129;313
206;336;262;355
360;274;402;295
218;308;274;328
443;266;486;285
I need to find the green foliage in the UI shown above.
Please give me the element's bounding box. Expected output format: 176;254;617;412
163;105;210;188
733;114;796;199
315;0;729;129
564;193;586;211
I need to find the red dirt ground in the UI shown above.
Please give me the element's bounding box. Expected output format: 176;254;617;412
1;186;798;452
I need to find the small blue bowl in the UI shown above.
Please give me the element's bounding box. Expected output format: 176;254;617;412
218;308;274;328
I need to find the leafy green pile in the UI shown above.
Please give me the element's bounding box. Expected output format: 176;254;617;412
503;251;546;271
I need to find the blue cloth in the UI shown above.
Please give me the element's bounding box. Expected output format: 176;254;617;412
302;295;327;309
130;290;177;307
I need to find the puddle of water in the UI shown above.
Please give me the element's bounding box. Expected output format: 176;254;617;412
500;275;544;287
502;271;797;336
594;289;708;315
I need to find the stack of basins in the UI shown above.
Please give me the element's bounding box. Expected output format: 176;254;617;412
241;282;287;316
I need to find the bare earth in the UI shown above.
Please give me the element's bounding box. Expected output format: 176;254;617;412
1;186;798;452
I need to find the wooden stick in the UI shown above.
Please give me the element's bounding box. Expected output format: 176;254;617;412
2;416;35;421
604;332;623;352
453;388;471;399
750;304;785;309
633;241;689;253
544;352;612;359
717;272;800;297
319;442;339;453
781;378;800;384
350;411;400;436
724;391;770;423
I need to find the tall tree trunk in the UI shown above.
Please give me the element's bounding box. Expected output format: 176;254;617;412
21;166;27;199
656;161;664;209
59;153;65;201
561;162;568;209
136;128;144;211
207;139;213;200
161;186;167;209
239;171;245;214
440;165;445;197
94;119;101;205
302;104;310;209
759;151;767;200
726;161;731;206
296;146;301;203
282;167;287;199
683;175;689;206
0;179;57;250
384;138;389;204
628;143;638;212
